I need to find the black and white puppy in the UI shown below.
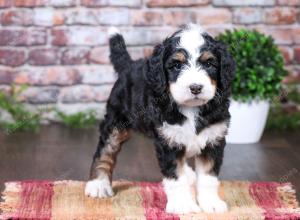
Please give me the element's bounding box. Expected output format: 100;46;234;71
85;24;235;214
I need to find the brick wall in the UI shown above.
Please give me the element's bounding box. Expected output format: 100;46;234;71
0;0;299;119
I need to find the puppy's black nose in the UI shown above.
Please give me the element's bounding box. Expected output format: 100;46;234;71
189;84;203;95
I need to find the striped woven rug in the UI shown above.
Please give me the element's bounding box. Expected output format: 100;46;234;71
0;180;299;220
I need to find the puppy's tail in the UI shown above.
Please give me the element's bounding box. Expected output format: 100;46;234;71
108;27;132;75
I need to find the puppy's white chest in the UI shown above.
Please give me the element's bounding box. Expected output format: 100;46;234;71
158;108;227;157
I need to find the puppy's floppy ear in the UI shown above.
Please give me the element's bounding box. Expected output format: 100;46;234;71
144;43;166;95
216;42;236;91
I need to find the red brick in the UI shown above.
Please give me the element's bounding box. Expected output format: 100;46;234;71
163;11;192;26
59;85;94;103
192;8;232;25
292;28;300;44
81;0;141;7
277;0;300;6
89;47;109;64
0;68;14;84
62;48;89;64
29;48;59;66
95;8;130;25
214;0;275;6
1;9;33;26
65;8;97;25
52;27;106;46
59;84;113;103
0;0;12;7
282;66;300;84
93;85;113;102
131;11;163;26
147;0;210;7
33;8;64;26
14;0;47;7
127;46;153;59
127;47;147;60
233;8;262;24
265;7;296;24
78;65;116;84
122;27;175;46
49;0;77;7
0;49;26;67
256;27;293;45
0;29;46;46
14;67;81;86
51;29;68;46
278;46;293;65
90;46;152;64
294;46;300;64
21;87;59;104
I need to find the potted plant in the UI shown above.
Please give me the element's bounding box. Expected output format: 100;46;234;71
217;29;287;144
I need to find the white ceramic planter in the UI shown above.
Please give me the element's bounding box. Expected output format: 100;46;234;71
226;100;270;144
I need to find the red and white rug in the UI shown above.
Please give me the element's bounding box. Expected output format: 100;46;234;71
1;180;300;219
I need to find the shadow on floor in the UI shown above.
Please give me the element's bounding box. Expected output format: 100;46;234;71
0;124;299;201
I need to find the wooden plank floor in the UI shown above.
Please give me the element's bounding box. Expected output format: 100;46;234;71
0;124;299;201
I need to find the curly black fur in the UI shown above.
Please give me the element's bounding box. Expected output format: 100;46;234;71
91;27;235;180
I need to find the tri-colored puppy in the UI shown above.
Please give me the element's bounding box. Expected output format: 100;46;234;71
85;24;235;214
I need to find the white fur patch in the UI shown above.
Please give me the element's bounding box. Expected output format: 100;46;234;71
163;175;200;214
170;24;216;107
196;174;228;213
170;67;216;106
158;107;227;158
183;163;196;185
108;26;120;38
177;24;205;61
85;177;114;198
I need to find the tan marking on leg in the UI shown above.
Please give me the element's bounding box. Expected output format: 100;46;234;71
176;157;186;177
90;129;130;181
196;155;214;174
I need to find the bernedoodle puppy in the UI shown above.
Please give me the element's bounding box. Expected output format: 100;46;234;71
85;24;235;214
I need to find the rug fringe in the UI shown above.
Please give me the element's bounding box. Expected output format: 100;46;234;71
0;182;21;217
278;183;299;208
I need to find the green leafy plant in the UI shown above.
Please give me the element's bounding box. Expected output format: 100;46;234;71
0;85;41;133
217;29;287;102
56;110;98;129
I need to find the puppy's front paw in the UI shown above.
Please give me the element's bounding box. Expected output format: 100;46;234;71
166;196;200;214
85;178;114;198
197;195;228;213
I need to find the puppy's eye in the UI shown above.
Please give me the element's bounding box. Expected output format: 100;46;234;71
171;62;183;71
202;59;216;68
203;61;213;68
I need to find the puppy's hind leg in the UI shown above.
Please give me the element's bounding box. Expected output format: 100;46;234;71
85;117;130;198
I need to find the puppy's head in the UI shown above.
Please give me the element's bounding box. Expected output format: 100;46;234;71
146;24;235;107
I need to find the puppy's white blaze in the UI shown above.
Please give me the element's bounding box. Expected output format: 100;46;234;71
163;175;200;214
177;24;205;63
158;108;227;158
170;67;216;106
